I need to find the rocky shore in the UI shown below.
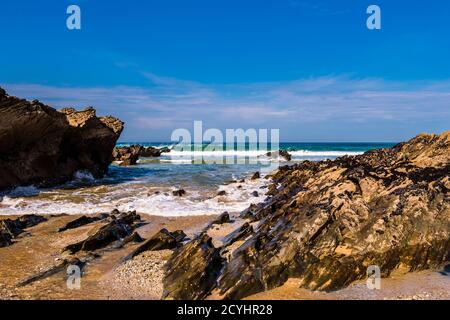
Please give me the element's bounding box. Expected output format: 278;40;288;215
163;131;450;299
0;87;123;191
0;96;448;301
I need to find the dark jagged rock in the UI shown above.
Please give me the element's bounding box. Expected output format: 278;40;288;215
0;88;124;190
0;215;47;247
163;131;450;300
114;210;141;225
266;150;292;161
222;222;253;247
122;231;144;246
202;212;233;233
217;190;227;196
250;172;260;180
63;211;141;254
112;145;166;166
139;146;163;157
211;212;231;225
0;229;12;247
113;145;141;166
17;256;93;287
251;191;259;197
125;228;187;261
58;215;103;232
163;233;224;300
240;203;258;219
159;147;171;154
172;189;186;197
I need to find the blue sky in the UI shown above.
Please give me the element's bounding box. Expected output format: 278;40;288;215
1;0;450;142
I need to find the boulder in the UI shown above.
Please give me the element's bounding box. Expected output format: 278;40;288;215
0;88;123;190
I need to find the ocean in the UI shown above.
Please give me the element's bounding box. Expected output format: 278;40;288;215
0;142;395;216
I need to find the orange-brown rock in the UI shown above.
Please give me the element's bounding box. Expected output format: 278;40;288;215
163;131;450;300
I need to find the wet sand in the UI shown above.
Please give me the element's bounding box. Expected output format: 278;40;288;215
245;271;450;300
0;213;213;300
1;213;448;300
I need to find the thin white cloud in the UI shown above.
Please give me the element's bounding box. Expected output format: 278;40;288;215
3;75;450;140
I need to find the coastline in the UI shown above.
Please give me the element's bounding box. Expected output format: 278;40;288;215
1;212;448;300
0;213;215;300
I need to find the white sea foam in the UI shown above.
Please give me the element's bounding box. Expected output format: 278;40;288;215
73;170;96;181
289;150;363;157
0;149;364;217
167;150;269;157
0;177;268;217
166;149;362;158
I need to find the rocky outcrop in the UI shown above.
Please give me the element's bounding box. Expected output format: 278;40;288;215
266;150;292;161
172;189;186;197
163;131;450;300
250;172;260;180
58;214;109;232
0;88;124;190
125;229;187;261
163;233;224;300
0;215;47;247
112;145;168;166
0;214;47;248
63;210;141;254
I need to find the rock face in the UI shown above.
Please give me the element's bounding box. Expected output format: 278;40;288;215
163;233;224;300
163;131;450;300
0;88;124;190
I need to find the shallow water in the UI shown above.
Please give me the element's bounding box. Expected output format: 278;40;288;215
0;142;394;216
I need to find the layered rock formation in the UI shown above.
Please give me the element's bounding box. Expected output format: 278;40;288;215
163;131;450;300
0;88;123;190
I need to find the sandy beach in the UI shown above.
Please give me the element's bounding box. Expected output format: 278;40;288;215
1;211;449;300
0;213;213;300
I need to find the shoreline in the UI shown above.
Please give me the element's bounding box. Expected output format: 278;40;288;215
1;212;448;300
0;213;215;300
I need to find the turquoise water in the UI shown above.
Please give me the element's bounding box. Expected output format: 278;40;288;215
0;142;395;216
